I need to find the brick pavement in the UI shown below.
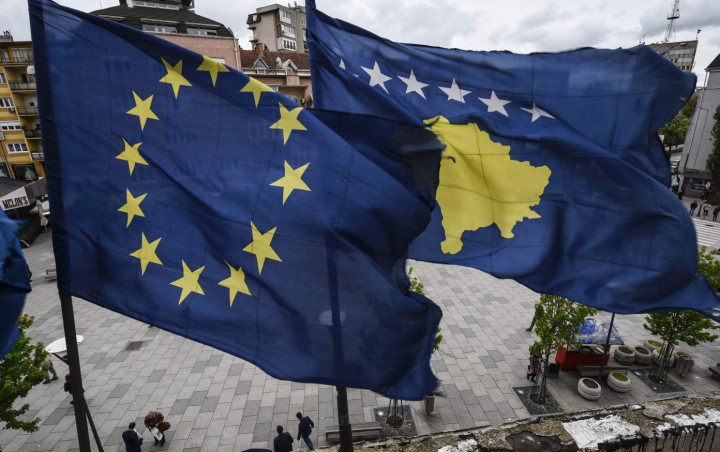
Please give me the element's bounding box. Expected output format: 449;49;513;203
2;228;720;451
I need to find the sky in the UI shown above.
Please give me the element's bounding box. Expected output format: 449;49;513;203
2;0;719;86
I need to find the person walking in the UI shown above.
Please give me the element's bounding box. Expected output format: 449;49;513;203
42;355;59;384
144;410;170;446
296;412;315;450
703;203;710;219
713;206;720;221
122;422;143;452
63;374;74;405
527;353;541;382
273;425;294;452
689;200;698;216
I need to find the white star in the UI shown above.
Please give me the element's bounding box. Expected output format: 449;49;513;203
339;58;346;70
439;78;470;103
521;103;555;122
478;90;511;117
398;70;428;99
361;61;392;94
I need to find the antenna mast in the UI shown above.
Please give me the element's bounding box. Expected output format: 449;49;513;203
663;0;680;43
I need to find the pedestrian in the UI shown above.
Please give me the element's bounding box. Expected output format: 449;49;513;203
63;374;74;405
703;204;710;219
677;190;683;200
714;206;720;221
122;421;144;452
273;425;294;452
42;355;59;384
144;410;170;446
526;303;539;332
296;412;315;450
527;353;541;382
698;201;705;217
689;200;697;215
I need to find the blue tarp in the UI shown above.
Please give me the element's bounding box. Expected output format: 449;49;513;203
577;318;624;345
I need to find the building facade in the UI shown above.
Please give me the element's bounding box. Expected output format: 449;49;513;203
0;33;44;182
647;40;698;71
679;53;720;197
93;0;241;69
239;48;312;105
247;4;307;53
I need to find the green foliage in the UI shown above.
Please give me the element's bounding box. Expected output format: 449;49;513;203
659;112;690;149
407;267;442;352
529;294;597;403
0;315;48;432
681;93;697;119
612;372;629;382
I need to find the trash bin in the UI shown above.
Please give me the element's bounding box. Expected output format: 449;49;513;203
677;355;693;377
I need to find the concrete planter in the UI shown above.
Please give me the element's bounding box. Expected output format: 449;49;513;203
634;346;652;364
643;339;663;351
614;346;635;365
607;371;631;393
577;378;602;400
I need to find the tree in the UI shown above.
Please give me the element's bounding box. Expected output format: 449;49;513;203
659;112;690;150
706;105;720;204
529;295;597;404
0;314;48;433
643;247;720;383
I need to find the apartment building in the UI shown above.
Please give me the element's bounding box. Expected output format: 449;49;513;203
247;3;307;53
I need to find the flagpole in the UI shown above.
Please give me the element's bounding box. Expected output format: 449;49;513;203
59;292;91;452
336;386;353;452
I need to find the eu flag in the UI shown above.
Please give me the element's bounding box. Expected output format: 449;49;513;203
0;211;30;359
306;1;720;315
30;0;443;399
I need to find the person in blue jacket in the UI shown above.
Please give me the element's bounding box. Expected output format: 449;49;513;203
121;422;143;452
296;412;315;450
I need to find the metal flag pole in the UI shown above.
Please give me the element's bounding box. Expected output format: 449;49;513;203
59;292;100;452
336;386;353;452
596;312;616;381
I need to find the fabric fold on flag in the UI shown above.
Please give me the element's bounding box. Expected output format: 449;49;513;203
30;0;444;399
0;212;31;359
306;0;720;315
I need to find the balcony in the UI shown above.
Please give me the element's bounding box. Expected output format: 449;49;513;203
9;81;36;91
16;106;39;116
0;55;33;65
24;129;41;139
31;152;44;161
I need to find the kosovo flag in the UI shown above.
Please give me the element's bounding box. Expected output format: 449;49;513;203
306;0;720;315
30;0;443;399
0;211;31;359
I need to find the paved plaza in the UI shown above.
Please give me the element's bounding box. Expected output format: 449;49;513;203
3;213;720;451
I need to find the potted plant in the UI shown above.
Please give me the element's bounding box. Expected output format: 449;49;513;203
613;345;635;365
607;372;631;393
643;339;662;351
577;377;602;400
634;346;652;364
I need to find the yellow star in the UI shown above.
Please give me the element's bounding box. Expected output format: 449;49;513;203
197;55;229;87
126;91;159;131
116;138;148;175
130;233;163;275
118;188;147;227
170;260;205;305
218;261;251;307
243;222;282;274
270;103;306;144
270;161;311;204
159;58;192;98
240;77;274;107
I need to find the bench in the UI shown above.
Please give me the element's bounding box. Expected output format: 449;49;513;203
708;364;720;380
576;364;630;377
325;421;383;443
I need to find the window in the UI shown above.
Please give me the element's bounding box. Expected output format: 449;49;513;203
12;48;29;60
0;121;21;131
279;38;296;51
187;28;218;36
134;1;176;8
6;142;28;154
0;97;13;108
281;24;295;37
211;57;226;64
0;50;8;62
0;163;8;178
0;73;5;84
280;10;292;23
142;24;177;33
301;18;306;26
12;164;37;181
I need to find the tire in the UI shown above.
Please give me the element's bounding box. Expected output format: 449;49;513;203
614;347;636;365
607;372;631;393
577;378;602;400
652;349;675;367
634;347;652;364
643;339;663;352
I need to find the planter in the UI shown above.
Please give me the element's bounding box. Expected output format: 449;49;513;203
643;339;663;351
614;346;636;365
634;346;652;364
577;377;602;400
607;371;631;393
652;348;675;367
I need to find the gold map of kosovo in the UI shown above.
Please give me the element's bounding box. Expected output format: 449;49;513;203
426;116;551;254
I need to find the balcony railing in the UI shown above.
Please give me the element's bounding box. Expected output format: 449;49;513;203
0;55;34;65
16;106;39;115
31;152;44;161
9;81;36;91
24;129;41;138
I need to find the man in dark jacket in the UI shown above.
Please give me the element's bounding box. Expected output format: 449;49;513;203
296;412;315;450
121;422;143;452
273;425;293;452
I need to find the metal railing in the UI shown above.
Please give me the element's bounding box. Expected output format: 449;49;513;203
9;81;36;91
16;106;39;115
0;55;34;65
25;129;41;138
31;152;44;161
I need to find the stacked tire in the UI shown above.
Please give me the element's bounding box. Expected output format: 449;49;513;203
614;346;635;365
607;372;631;393
577;378;602;400
634;346;652;364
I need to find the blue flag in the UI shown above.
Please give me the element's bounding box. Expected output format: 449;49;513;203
306;1;720;315
0;211;30;359
30;0;443;399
